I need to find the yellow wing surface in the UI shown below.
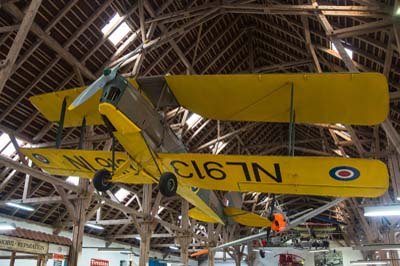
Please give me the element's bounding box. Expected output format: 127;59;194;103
188;207;272;227
29;87;104;127
158;153;388;197
165;73;388;125
223;207;272;227
20;148;154;184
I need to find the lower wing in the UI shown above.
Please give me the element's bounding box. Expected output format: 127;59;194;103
158;153;389;197
20;148;154;184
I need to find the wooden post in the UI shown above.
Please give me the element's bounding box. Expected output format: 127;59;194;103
70;127;94;266
247;240;255;266
9;252;15;266
139;184;152;266
207;223;215;266
69;179;88;266
180;200;190;265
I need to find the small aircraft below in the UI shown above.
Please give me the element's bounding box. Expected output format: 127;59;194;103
190;198;344;257
20;70;389;226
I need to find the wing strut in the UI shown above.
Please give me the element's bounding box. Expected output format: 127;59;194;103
55;97;67;149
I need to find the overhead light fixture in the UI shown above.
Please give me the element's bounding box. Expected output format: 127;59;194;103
85;224;104;230
350;260;389;265
309;249;329;253
6;202;34;212
169;246;179;250
396;7;400;15
0;222;16;230
364;205;400;217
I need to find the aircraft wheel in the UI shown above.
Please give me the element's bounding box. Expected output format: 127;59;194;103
159;172;177;197
93;169;113;192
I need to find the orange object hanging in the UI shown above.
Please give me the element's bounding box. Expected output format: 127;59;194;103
190;249;209;257
271;213;286;232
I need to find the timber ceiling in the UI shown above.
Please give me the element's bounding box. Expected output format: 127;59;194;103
0;0;399;258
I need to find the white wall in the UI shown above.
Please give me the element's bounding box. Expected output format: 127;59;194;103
0;216;196;266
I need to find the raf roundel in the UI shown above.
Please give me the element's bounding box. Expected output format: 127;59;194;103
329;166;360;181
191;187;199;193
32;153;50;164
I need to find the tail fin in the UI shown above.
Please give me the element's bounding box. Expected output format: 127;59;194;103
223;207;271;227
223;192;243;209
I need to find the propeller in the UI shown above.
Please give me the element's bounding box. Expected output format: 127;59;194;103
68;44;145;111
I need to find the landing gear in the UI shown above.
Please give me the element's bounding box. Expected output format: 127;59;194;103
159;172;177;197
93;169;113;192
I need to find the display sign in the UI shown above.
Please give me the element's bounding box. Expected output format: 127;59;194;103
53;253;64;260
0;235;49;254
91;259;109;266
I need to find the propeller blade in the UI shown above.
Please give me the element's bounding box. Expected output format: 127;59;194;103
68;43;144;111
68;67;117;111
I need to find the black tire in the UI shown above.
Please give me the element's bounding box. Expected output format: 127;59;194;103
159;172;178;197
93;169;112;192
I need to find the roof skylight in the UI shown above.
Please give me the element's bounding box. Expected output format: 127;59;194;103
0;133;23;157
186;113;202;128
66;176;80;186
209;141;228;154
115;188;130;202
101;13;132;45
331;42;353;59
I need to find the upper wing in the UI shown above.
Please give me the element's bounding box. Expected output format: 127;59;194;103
164;73;388;125
158;153;389;197
20;148;154;184
29;87;104;127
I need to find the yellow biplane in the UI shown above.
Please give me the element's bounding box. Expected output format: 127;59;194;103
20;71;389;228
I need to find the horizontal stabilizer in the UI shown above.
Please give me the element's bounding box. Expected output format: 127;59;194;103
224;207;271;227
165;73;388;125
29;87;104;127
188;208;222;223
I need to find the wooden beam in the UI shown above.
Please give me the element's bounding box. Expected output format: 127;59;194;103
301;15;321;72
382;119;400;156
3;3;96;80
0;195;78;205
394;23;400;53
315;9;358;72
221;3;390;17
0;0;43;94
0;24;19;33
54;185;77;222
331;18;394;39
248;59;312;73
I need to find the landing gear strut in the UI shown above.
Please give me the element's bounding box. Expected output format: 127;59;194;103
159;172;177;197
93;169;113;192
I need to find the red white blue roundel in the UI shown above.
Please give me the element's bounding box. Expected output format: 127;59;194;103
329;166;360;181
32;153;50;164
191;187;199;193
